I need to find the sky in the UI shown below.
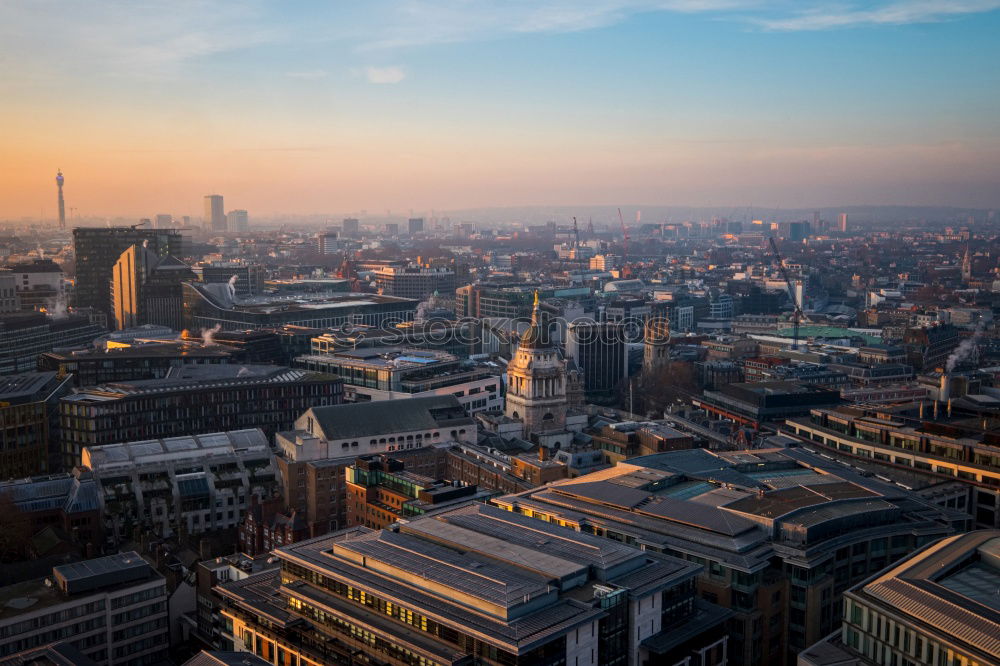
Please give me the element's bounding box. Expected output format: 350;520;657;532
2;0;1000;219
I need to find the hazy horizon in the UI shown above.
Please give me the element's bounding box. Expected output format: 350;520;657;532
4;1;1000;218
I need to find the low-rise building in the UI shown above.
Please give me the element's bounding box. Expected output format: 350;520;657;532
0;313;106;376
784;404;1000;528
217;503;730;666
59;365;342;468
799;530;1000;666
0;552;169;665
296;346;502;413
0;371;72;478
345;454;491;529
494;447;967;665
693;380;842;428
274;396;471;534
81;429;277;544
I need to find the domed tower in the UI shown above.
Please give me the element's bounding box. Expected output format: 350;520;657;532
643;311;670;375
505;291;568;435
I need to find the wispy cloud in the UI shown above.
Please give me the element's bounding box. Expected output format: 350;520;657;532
753;0;1000;31
364;65;407;84
0;0;279;77
286;70;329;80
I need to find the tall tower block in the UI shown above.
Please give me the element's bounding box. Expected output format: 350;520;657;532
56;170;66;230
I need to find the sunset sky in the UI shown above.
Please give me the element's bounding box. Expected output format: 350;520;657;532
2;1;1000;219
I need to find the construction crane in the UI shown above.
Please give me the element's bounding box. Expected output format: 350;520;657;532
617;208;631;277
768;237;803;351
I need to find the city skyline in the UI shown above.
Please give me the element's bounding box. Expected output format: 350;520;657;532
3;0;1000;218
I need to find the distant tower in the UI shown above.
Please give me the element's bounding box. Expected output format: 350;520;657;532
56;170;66;230
962;243;972;283
837;212;848;233
204;195;225;232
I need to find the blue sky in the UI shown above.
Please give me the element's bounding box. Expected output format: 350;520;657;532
2;1;999;217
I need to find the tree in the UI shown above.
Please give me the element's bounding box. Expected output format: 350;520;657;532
633;361;699;416
0;494;34;562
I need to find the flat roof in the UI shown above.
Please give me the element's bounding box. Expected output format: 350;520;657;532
83;429;269;471
853;530;1000;663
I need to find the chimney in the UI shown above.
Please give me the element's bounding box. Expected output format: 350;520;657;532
919;403;924;420
947;399;953;418
940;374;950;402
538;446;549;462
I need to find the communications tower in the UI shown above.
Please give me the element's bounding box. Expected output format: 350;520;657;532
56;170;66;229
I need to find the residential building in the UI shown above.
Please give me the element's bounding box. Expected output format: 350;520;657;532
72;227;183;316
81;429;278;543
0;371;72;478
59;365;342;468
494;447;967;666
2;259;64;312
799;530;1000;666
217;502;730;666
407;217;423;234
296;346;502;413
238;496;309;557
0;552;169;665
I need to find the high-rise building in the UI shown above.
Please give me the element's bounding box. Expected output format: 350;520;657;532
111;243;194;330
204;194;225;232
217;503;730;666
316;229;343;254
566;319;628;404
55;169;65;230
838;212;849;232
407;216;424;234
341;217;360;235
384;222;399;236
72;227;183;316
800;530;1000;666
226;209;249;232
154;213;172;228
